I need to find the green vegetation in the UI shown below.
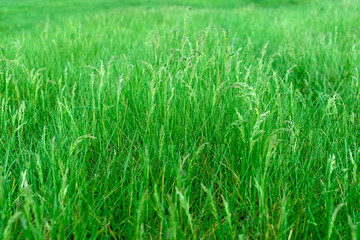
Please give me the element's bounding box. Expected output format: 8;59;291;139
1;0;360;238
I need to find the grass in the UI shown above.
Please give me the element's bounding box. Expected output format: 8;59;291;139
0;0;360;239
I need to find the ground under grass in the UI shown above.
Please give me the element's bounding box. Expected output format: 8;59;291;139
1;0;360;239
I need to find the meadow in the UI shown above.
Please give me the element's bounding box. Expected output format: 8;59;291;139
0;0;360;239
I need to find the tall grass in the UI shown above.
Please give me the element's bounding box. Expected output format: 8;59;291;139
1;0;360;238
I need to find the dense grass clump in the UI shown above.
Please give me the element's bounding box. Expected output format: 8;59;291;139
1;0;360;239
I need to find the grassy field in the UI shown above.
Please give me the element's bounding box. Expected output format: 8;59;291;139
1;0;360;239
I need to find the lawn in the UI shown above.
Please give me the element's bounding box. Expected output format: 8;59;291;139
1;0;360;239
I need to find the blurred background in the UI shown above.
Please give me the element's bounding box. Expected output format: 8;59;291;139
1;0;313;33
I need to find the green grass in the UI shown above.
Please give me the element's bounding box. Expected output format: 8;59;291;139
1;0;360;239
